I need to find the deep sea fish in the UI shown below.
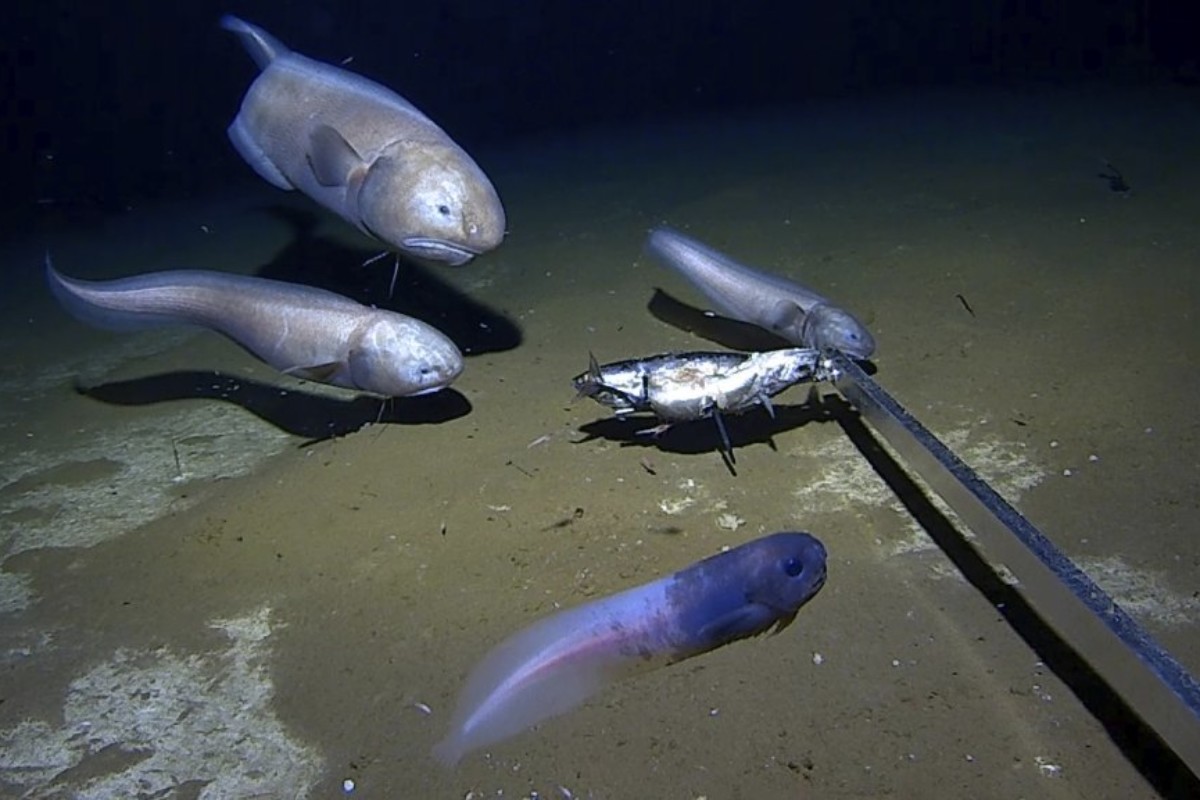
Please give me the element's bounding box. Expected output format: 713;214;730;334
45;257;463;397
221;15;506;265
646;226;876;359
433;531;828;766
572;347;830;455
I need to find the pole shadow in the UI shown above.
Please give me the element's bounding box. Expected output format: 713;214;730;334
820;390;1200;799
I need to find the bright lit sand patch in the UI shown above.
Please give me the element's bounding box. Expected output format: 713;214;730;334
0;605;322;798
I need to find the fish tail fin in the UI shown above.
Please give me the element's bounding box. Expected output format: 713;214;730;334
220;15;290;69
44;256;177;332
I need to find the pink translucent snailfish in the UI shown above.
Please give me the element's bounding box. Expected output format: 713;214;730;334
433;531;827;765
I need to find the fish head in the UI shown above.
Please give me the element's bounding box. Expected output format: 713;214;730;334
358;143;506;265
348;313;464;396
745;531;829;633
801;303;876;360
674;530;829;653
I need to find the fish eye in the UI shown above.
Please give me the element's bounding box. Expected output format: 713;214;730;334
437;204;451;216
783;556;805;577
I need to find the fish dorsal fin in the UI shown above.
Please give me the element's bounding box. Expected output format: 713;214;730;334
220;15;290;70
308;125;366;188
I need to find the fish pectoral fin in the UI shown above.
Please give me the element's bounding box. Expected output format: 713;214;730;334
307;125;366;188
708;407;733;460
282;361;344;382
694;604;779;649
759;393;776;419
768;608;801;636
762;299;804;333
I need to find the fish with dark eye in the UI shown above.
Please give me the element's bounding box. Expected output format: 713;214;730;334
221;15;506;265
433;531;828;766
572;347;832;457
646;226;876;359
45;256;463;397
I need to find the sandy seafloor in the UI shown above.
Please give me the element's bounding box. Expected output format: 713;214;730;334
0;84;1197;799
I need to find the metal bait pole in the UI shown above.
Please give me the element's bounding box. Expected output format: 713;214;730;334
827;351;1200;777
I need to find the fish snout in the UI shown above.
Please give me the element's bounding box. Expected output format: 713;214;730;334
833;325;876;360
768;531;829;610
399;197;505;265
401;359;463;396
401;339;465;395
462;197;507;253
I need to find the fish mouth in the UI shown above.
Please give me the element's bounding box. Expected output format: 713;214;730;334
839;343;875;360
401;237;479;266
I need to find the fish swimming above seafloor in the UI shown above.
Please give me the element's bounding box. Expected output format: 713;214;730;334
433;530;828;766
646;226;876;359
45;256;463;397
572;347;831;458
221;15;506;266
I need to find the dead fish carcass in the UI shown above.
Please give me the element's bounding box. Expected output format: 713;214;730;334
572;348;829;453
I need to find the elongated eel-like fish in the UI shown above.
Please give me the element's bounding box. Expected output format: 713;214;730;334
646;226;876;359
45;256;463;397
434;531;827;765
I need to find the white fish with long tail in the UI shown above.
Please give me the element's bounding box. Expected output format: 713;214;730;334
45;256;463;397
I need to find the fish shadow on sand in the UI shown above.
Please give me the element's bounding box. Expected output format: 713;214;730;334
647;288;793;352
574;389;836;473
254;205;522;356
76;371;471;442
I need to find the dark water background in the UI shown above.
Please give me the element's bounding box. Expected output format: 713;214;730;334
7;0;1197;235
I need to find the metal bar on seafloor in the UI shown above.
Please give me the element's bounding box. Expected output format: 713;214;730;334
827;351;1200;776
